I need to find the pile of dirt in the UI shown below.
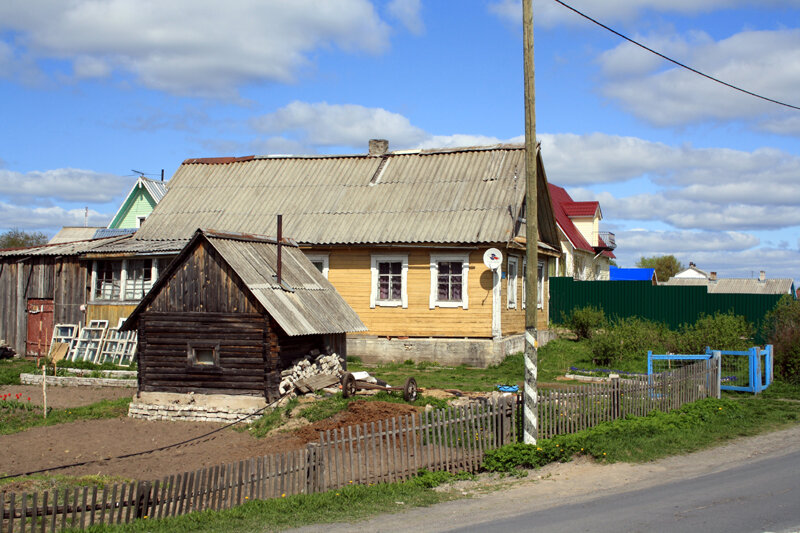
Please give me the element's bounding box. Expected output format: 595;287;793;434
293;400;421;443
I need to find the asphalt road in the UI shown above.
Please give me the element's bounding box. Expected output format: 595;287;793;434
451;449;800;533
288;424;800;533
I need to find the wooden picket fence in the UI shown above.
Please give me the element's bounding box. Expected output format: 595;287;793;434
534;358;720;438
1;359;718;532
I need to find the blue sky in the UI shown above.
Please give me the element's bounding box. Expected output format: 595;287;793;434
1;0;799;284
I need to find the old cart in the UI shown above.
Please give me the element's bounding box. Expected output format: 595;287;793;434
340;372;419;402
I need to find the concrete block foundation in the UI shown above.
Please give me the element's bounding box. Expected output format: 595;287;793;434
128;391;267;424
347;330;557;368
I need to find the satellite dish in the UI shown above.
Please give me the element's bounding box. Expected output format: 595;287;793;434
483;248;503;270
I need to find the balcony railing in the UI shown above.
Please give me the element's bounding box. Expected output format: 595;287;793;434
595;231;616;250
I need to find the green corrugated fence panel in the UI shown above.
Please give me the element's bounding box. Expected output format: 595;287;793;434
549;277;781;343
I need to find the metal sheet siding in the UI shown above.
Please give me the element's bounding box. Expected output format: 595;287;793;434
133;147;528;245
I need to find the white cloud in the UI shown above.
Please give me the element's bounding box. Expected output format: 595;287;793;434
598;29;800;127
251;101;428;148
0;0;391;97
0;202;110;234
0;168;130;203
618;229;759;253
388;0;424;35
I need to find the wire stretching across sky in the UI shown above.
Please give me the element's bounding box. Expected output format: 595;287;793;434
552;0;800;112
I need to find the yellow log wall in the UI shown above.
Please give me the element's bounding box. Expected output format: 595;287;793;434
86;304;138;327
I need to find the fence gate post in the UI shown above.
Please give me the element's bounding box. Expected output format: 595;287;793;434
713;351;722;399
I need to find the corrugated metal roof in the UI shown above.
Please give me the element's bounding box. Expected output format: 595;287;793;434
124;229;365;336
662;277;795;295
48;227;106;244
0;235;129;257
86;235;186;255
133;144;558;249
562;201;599;217
141;177;168;203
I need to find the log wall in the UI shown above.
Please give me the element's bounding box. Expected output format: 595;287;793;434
138;312;269;396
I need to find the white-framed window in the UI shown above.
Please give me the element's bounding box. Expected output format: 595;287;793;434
522;259;526;309
429;253;469;309
136;215;147;228
521;259;546;310
91;258;160;302
370;254;408;308
124;259;153;300
94;260;122;300
304;253;329;279
538;260;545;309
507;256;519;309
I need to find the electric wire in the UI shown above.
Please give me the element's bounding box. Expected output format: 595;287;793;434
552;0;800;112
0;396;284;481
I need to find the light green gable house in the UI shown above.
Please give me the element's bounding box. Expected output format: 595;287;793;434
107;176;168;230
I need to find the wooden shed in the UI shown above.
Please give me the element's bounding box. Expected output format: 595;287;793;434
121;229;366;403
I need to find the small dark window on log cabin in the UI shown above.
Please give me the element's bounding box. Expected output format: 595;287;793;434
189;344;219;367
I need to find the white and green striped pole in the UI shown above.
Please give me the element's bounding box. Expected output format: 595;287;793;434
523;0;539;445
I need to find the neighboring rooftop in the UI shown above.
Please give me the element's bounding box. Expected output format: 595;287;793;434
662;276;795;295
48;226;105;244
131;142;561;250
547;183;615;258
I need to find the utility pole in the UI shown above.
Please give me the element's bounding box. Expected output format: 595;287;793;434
522;0;539;444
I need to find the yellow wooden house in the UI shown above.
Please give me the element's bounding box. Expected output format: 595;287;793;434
85;141;561;367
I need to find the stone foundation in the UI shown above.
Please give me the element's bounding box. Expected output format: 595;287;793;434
20;373;136;388
128;391;268;424
347;330;557;368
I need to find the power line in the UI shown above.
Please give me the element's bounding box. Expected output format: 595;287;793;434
552;0;800;112
0;398;281;481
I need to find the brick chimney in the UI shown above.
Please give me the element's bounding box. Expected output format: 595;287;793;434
709;272;717;281
759;270;766;282
368;139;389;156
689;262;696;268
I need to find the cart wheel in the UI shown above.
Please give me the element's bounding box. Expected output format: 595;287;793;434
342;372;357;398
403;377;418;402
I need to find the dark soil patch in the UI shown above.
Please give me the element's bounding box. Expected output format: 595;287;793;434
1;394;425;482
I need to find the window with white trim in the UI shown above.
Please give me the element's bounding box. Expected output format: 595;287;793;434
429;253;469;309
507;256;519;309
522;259;526;309
91;258;161;302
124;259;153;300
370;254;408;308
136;215;147;228
538;260;545;309
305;253;330;279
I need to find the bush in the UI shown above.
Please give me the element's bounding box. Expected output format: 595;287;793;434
674;311;753;354
589;317;670;366
762;296;800;384
564;305;606;340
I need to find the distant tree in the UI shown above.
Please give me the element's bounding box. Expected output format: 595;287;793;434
636;254;684;282
0;228;49;249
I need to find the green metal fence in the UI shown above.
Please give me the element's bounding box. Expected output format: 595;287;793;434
549;277;784;343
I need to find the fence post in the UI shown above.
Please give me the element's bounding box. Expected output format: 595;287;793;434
713;351;722;399
305;443;321;495
610;374;620;420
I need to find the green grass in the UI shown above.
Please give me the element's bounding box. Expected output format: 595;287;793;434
0;396;131;435
0;473;131;493
347;339;599;391
74;470;470;533
484;386;800;472
0;358;38;385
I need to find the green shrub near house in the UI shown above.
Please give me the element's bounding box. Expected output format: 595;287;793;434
762;295;800;384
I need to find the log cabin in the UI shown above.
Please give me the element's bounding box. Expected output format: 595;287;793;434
120;228;365;407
